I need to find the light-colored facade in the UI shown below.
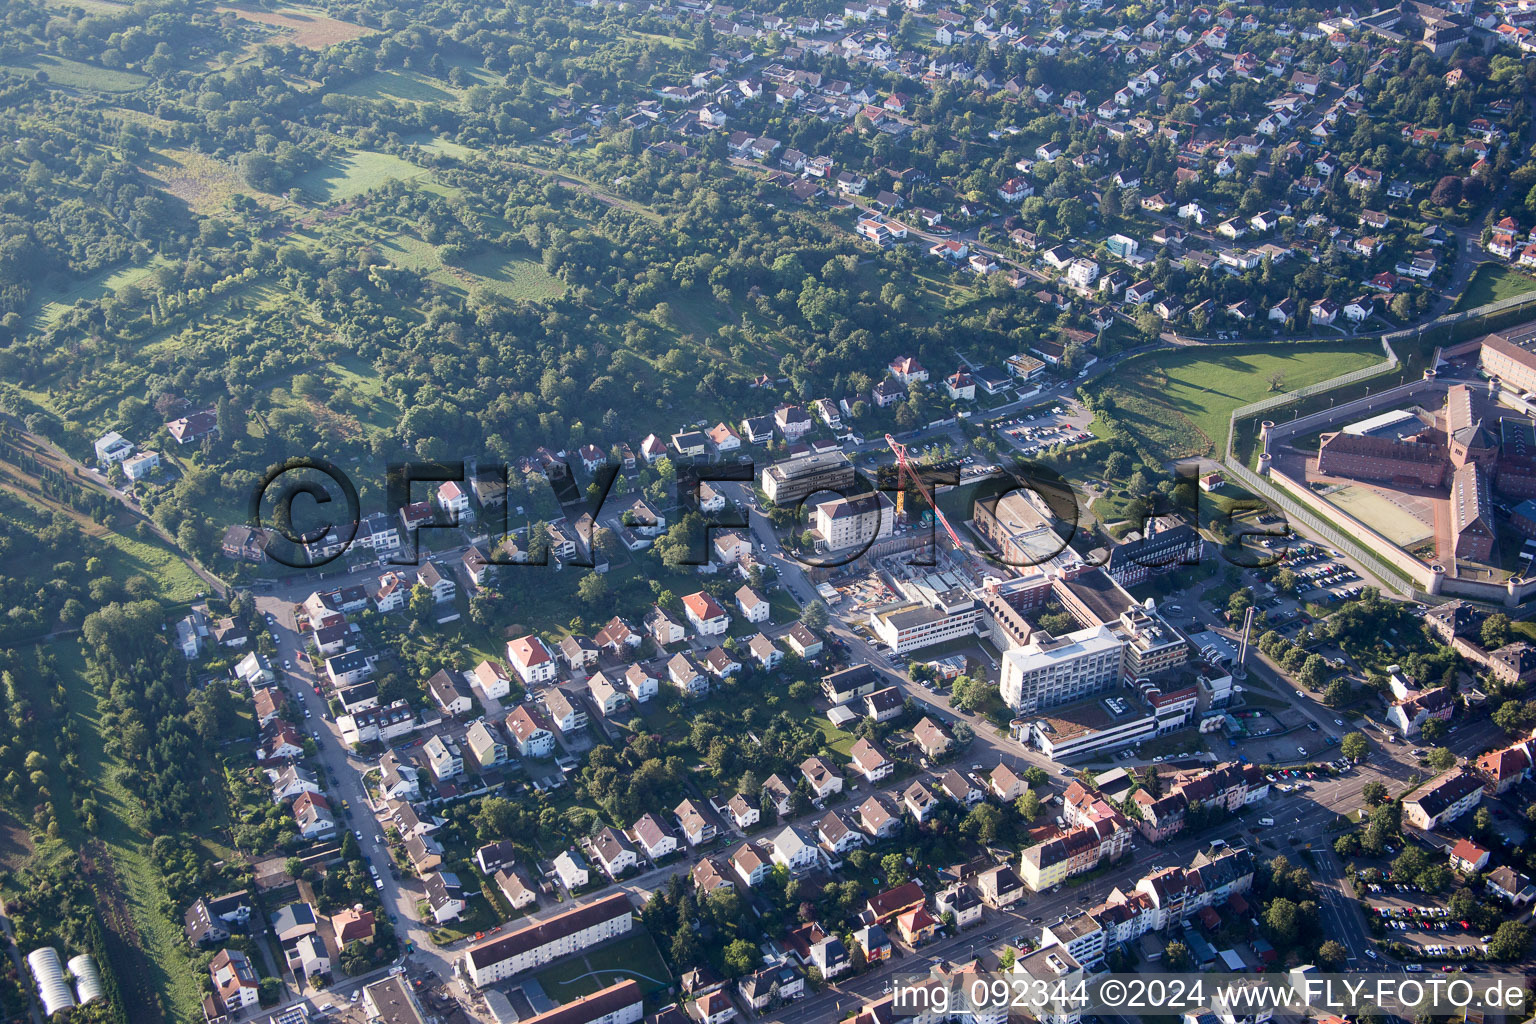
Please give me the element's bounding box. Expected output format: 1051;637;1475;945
463;893;634;987
1001;625;1125;713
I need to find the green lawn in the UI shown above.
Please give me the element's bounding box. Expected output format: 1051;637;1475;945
533;930;673;1000
1093;342;1386;462
40;638;206;1023
1455;263;1536;311
0;53;147;92
411;136;479;160
339;70;460;105
298;150;433;202
27;256;170;332
97;526;207;606
372;232;564;301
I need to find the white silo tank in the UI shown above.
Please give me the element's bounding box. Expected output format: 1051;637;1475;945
26;947;75;1017
68;953;103;1005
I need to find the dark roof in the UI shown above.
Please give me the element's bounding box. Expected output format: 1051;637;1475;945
1407;771;1483;818
466;893;633;970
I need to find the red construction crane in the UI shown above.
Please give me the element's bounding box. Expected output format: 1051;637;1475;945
885;433;968;555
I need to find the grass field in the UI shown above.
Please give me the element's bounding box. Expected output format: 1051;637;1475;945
42;638;206;1024
375;232;565;301
0;53;147;91
28;256;169;331
338;70;459;105
213;4;374;48
1323;484;1433;547
99;527;207;605
1096;342;1387;462
1455;263;1536;311
412;136;479;160
299;150;433;202
141;148;283;214
533;931;673;1001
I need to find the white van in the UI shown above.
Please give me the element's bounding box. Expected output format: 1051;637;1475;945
1257;817;1275;826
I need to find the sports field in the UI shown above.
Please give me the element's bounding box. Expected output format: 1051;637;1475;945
1324;484;1434;547
1096;342;1387;461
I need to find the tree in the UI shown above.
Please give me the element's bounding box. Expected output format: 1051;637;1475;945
577;572;608;606
1488;921;1529;961
1362;780;1388;805
724;938;760;977
1015;789;1043;821
1431;175;1463;207
1318;940;1349;967
1264;897;1299;945
961;803;1005;845
1341;732;1368;761
1164;941;1192;969
1297;654;1329;690
1420;717;1447;743
1103;451;1132;480
1323;678;1352;707
1267;370;1286;392
671;926;701;969
801;601;828;630
1426;748;1457;772
1482;613;1512;651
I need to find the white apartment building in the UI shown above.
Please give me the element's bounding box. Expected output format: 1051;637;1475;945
813;492;895;551
1000;624;1125;713
463;892;633;986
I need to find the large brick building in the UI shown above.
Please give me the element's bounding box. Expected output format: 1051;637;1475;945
1315;431;1447;487
1451;462;1496;561
1478;320;1536;395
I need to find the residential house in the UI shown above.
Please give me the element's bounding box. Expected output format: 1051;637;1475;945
506;705;556;759
800;755;844;800
506;635;558;685
633;814;679;861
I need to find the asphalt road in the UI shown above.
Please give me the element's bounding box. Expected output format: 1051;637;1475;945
253;591;461;998
242;438;1519;1021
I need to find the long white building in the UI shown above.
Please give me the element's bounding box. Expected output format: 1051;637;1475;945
869;575;984;654
463;892;633;987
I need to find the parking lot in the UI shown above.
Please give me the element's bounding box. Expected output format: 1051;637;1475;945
991;405;1097;458
1365;890;1490;960
1283;545;1364;600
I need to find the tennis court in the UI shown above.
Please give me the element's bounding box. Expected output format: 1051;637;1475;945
1325;484;1434;547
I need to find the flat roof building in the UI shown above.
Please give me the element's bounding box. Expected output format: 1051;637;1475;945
760;451;856;505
